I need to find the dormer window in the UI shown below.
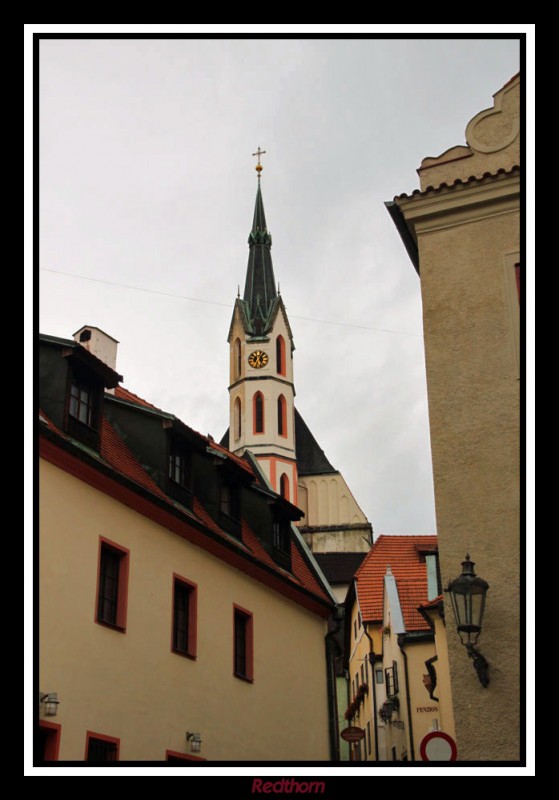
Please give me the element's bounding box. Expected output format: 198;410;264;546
167;441;192;509
69;379;94;427
220;482;241;538
272;519;291;556
65;367;102;450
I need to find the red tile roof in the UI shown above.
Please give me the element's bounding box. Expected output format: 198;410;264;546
355;535;438;632
114;385;161;410
395;165;520;201
100;418;167;499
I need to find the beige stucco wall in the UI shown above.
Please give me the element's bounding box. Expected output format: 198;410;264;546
395;79;520;760
40;458;330;761
298;473;368;530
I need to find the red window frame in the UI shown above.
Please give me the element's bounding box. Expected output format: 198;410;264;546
276;335;286;376
253;391;265;435
38;720;61;761
234;397;242;440
277;395;287;438
234;338;242;379
95;537;130;632
233;604;254;682
166;749;207;762
171;574;198;659
85;731;120;762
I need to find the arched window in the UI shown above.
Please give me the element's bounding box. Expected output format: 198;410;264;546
280;473;289;501
277;395;287;437
276;335;286;376
253;392;264;434
234;397;241;440
234;339;241;380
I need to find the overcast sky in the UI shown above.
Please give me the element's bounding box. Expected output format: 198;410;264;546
38;35;520;535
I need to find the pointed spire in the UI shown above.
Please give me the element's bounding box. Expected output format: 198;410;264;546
242;153;277;333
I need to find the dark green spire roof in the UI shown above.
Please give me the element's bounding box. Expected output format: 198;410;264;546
242;182;277;335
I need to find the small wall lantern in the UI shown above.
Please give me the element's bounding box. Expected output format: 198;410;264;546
39;692;60;717
446;554;490;687
186;731;202;753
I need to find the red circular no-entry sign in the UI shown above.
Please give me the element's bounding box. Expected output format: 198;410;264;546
419;731;458;761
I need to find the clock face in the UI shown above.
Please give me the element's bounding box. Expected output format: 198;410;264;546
248;350;269;369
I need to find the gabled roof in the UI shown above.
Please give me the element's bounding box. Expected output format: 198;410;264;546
355;534;438;632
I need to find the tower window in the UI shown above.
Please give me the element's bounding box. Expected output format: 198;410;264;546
253;392;264;434
279;473;289;500
276;335;286;376
234;397;241;441
277;395;287;438
79;329;91;343
234;338;241;380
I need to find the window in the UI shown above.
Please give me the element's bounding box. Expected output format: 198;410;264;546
360;664;365;684
279;473;289;500
66;366;102;449
234;397;241;441
169;448;188;487
96;538;129;631
277;395;287;437
234;338;241;379
375;668;384;685
85;732;119;762
79;328;91;343
272;519;291;556
220;482;241;537
253;392;265;434
233;605;254;681
353;619;357;640
168;442;192;508
172;575;197;658
38;721;61;762
69;379;94;426
276;335;286;375
385;661;399;697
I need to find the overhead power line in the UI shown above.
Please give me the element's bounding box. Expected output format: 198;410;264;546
40;267;422;337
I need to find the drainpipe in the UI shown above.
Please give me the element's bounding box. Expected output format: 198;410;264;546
363;623;379;762
398;634;415;762
325;606;344;761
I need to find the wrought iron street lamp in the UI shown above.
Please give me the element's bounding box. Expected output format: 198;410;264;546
446;555;490;688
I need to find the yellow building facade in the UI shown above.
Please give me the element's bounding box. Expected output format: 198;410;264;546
39;329;334;762
388;75;521;761
344;535;455;761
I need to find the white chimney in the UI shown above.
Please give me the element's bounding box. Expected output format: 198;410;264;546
73;326;120;395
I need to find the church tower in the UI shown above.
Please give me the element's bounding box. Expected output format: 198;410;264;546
226;151;298;504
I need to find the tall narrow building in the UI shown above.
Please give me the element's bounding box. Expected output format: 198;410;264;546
222;155;372;602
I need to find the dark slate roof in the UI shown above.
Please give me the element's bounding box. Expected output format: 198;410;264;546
295;409;336;475
314;552;367;585
241;182;277;335
220;409;336;476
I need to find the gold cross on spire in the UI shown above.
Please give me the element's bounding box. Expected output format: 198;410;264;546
252;146;266;178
